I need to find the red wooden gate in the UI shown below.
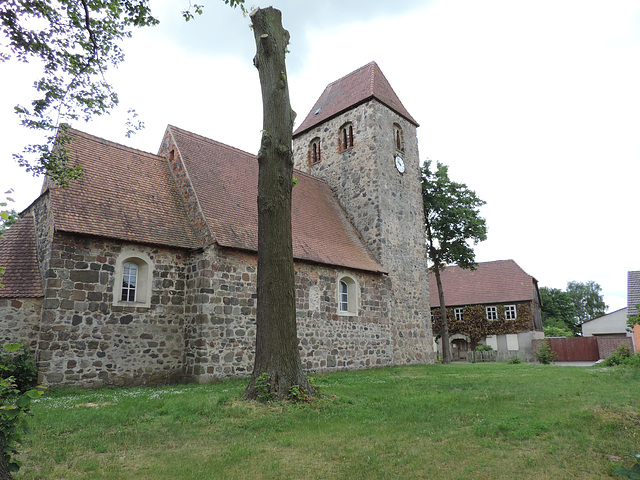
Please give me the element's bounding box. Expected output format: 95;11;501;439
545;337;600;361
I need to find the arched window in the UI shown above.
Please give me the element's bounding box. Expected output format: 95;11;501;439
339;123;354;152
393;123;404;153
337;274;358;316
339;280;349;312
113;250;153;307
309;137;321;164
121;262;138;302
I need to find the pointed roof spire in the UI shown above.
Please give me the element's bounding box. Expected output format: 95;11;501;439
293;61;418;137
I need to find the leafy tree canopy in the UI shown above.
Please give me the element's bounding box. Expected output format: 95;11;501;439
421;160;487;271
540;281;607;334
566;280;607;325
0;209;18;236
0;0;245;185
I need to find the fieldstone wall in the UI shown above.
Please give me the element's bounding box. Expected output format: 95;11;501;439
182;245;394;383
293;99;433;365
158;129;214;245
0;297;42;351
36;233;189;387
21;229;397;387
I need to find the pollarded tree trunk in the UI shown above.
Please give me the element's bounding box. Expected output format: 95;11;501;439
242;7;314;401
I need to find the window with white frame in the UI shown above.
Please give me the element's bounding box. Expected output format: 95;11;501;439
339;281;349;312
504;305;517;320
121;262;138;301
486;306;498;321
454;307;464;321
337;274;358;315
113;249;153;308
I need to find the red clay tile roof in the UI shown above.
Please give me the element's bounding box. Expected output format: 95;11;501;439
293;61;418;137
49;129;201;249
167;126;386;273
429;260;538;307
0;214;43;297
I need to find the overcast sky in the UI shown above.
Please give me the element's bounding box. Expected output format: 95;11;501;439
1;0;639;312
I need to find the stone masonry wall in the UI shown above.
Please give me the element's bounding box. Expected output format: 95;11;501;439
182;245;394;383
158;129;214;246
0;297;42;351
293;100;433;365
37;233;189;387
26;229;395;387
28;192;54;291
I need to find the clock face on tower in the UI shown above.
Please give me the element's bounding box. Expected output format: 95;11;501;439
394;154;405;174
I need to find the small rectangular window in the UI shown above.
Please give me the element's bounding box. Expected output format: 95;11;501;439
486;306;497;321
454;308;464;321
505;305;517;320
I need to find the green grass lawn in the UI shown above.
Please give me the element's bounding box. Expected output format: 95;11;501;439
17;362;640;479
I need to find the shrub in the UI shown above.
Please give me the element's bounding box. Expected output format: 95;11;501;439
507;356;522;364
534;340;557;365
0;344;37;393
603;344;640;368
543;326;574;337
603;344;633;367
475;343;493;352
0;344;45;476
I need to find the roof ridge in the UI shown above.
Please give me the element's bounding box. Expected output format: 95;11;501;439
66;128;163;161
168;125;327;187
168;125;256;159
369;61;376;96
325;61;377;89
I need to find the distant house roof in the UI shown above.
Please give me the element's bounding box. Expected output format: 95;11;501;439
0;214;43;298
429;259;539;307
48;129;202;250
293;61;418;137
166;126;386;274
628;271;640;316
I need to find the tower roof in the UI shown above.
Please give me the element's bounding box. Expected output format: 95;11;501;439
293;62;418;137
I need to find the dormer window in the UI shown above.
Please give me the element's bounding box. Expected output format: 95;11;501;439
339;123;354;152
309;137;321;165
393;123;404;153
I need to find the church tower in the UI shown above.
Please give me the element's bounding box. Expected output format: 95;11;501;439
292;62;434;364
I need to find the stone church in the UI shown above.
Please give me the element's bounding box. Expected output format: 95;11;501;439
0;62;434;387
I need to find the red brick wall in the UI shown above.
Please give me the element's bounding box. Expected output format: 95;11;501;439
596;336;633;359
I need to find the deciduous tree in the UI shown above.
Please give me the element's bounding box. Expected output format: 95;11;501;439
421;160;487;364
540;282;607;334
540;286;578;333
566;280;607;325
